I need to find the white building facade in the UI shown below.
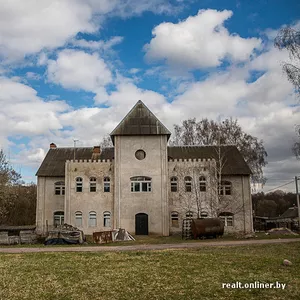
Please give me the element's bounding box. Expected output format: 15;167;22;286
36;101;253;236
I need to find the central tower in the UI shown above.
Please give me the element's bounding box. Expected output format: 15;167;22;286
110;100;171;235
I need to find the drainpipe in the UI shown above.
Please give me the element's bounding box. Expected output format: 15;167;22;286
242;176;246;234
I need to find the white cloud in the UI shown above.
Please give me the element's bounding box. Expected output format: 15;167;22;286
0;0;183;62
47;50;112;91
71;36;124;50
0;0;95;61
25;72;41;80
144;9;261;69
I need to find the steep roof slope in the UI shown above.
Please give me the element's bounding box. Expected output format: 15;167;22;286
36;147;114;177
110;100;171;143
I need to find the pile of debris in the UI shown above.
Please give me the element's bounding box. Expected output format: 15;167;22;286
267;227;299;235
44;224;85;245
93;228;135;244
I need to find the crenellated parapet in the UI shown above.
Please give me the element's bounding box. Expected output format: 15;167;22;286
66;159;113;163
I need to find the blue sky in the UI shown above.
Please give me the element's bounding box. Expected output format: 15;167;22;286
0;0;299;192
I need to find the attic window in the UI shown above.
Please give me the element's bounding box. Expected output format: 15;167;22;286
135;149;146;160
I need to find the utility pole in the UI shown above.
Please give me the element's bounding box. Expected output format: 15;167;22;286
295;176;300;231
73;139;79;160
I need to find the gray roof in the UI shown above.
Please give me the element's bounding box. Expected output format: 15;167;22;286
36;147;114;177
168;145;252;175
279;207;298;219
36;145;251;177
110;100;171;143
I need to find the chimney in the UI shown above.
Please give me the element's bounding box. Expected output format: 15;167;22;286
50;143;57;149
93;146;101;154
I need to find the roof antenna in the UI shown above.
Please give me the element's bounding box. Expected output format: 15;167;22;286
73;139;79;160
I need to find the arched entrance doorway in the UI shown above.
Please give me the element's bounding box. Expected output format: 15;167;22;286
135;213;148;235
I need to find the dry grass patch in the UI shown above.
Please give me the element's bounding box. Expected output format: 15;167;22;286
0;242;299;300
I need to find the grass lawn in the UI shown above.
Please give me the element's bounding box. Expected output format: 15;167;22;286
0;243;299;300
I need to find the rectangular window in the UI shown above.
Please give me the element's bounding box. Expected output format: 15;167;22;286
185;183;192;192
199;183;206;192
55;187;61;195
62;186;65;195
171;184;177;192
226;216;233;226
104;183;110;193
75;216;82;227
76;184;82;192
90;183;96;192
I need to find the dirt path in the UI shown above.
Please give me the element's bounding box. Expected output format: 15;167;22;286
0;238;299;253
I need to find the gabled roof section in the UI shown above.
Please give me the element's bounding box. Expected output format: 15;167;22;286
36;147;114;177
168;145;252;175
110;100;171;143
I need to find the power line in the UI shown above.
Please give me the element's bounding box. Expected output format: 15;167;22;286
263;180;295;194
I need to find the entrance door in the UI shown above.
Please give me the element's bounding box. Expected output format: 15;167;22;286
135;213;148;235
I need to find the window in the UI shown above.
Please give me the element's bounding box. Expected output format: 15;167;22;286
185;176;192;192
218;181;232;195
103;211;111;227
75;211;82;227
54;181;65;195
170;177;178;192
104;177;110;192
89;211;97;227
53;211;64;226
135;149;146;160
76;177;83;192
200;211;208;218
186;211;193;219
219;212;234;227
171;211;179;227
199;176;206;192
90;177;97;192
130;176;152;192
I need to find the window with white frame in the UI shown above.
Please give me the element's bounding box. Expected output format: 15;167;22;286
76;177;83;192
218;181;232;195
75;211;83;227
90;177;97;192
171;211;179;227
200;211;208;218
103;211;111;227
199;176;206;192
89;211;97;227
104;177;110;192
130;176;152;192
170;176;178;192
54;181;65;195
219;212;234;227
185;176;192;192
186;211;193;219
53;211;64;226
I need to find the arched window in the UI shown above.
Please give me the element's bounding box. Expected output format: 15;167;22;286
89;211;97;227
218;181;232;195
171;211;179;227
75;211;82;227
186;211;193;219
76;177;83;192
130;176;152;192
54;181;65;195
90;177;97;192
219;212;234;226
104;177;110;192
184;176;192;192
200;211;208;218
170;176;178;192
103;211;111;227
199;176;206;192
53;211;64;226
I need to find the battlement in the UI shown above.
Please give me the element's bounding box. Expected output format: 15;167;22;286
168;158;215;163
66;159;113;163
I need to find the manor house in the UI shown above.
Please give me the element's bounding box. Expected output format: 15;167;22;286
36;100;253;236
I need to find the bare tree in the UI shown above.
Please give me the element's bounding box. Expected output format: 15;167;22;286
170;118;268;186
274;27;300;96
99;134;113;148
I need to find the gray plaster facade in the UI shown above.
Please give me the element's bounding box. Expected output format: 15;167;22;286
36;100;253;236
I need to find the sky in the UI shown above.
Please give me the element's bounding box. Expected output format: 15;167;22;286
0;0;299;192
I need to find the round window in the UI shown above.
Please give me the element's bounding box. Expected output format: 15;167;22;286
135;149;146;160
